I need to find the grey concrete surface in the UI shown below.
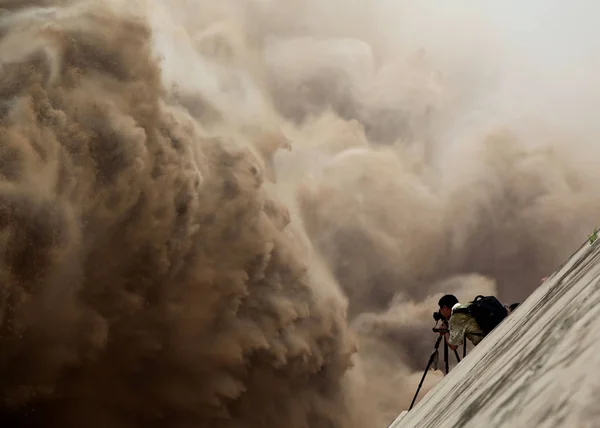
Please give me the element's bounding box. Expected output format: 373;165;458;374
395;238;600;428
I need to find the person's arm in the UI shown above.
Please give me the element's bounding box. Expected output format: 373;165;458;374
441;331;457;350
447;337;458;351
437;320;459;350
447;315;467;350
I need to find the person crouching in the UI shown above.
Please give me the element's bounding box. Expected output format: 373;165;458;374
437;294;484;351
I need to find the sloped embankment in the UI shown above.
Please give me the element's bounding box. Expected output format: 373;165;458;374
390;236;600;428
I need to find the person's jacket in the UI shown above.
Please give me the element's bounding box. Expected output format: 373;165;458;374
447;302;485;347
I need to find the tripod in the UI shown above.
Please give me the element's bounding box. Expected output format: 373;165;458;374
409;334;461;410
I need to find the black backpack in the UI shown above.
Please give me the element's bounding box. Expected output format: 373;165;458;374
452;295;508;336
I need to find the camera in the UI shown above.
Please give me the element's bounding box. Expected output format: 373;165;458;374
433;311;444;322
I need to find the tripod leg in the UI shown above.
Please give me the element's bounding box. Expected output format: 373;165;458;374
409;351;437;410
453;348;461;363
443;338;449;374
409;336;443;410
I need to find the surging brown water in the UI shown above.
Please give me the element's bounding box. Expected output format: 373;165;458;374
1;0;600;427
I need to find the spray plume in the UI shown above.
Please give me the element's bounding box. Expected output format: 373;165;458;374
1;0;600;427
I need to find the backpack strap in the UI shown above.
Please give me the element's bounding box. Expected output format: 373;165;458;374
452;304;470;315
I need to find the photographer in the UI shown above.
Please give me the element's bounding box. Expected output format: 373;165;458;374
435;294;485;351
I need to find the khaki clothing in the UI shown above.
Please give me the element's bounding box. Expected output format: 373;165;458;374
448;303;484;347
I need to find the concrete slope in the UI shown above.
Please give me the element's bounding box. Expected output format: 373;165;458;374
391;237;600;428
